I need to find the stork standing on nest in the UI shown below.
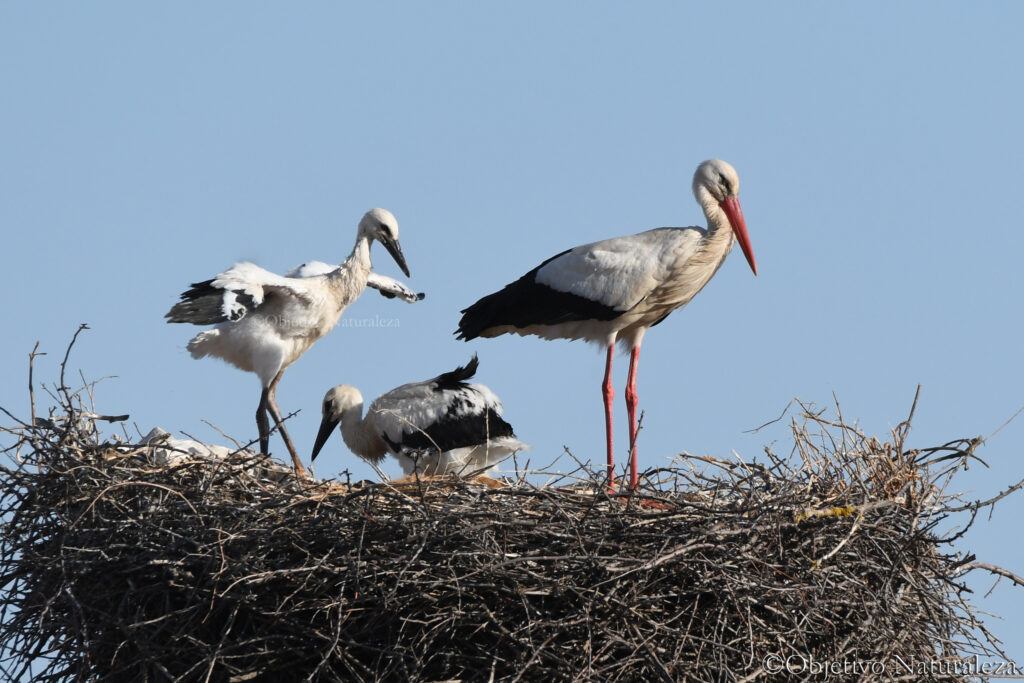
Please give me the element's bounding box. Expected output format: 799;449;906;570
166;208;412;477
456;159;757;489
311;355;528;477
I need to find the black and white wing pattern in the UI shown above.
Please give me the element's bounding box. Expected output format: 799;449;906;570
456;228;705;341
165;262;319;325
366;272;425;303
365;356;527;474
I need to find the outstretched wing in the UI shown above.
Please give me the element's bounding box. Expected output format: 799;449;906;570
286;261;424;304
165;262;318;325
284;260;336;278
366;272;425;303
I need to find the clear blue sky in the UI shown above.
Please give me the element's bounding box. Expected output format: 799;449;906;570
2;1;1022;665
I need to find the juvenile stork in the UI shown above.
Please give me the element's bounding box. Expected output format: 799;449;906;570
166;208;411;476
456;159;757;489
311;355;528;477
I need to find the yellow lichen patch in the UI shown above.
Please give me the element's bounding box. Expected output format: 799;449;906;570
795;504;858;522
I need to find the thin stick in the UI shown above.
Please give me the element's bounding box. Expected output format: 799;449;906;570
28;341;43;430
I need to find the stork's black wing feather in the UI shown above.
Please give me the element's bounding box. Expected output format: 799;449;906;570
455;250;621;340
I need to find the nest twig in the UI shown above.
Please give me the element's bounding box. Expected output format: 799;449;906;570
1;332;1022;682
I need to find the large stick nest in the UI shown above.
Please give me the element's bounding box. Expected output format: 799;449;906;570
1;333;1022;681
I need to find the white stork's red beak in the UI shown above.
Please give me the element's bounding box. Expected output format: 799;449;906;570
719;197;757;276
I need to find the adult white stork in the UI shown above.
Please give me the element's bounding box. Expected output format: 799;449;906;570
165;208;411;477
456;159;757;489
311;355;529;477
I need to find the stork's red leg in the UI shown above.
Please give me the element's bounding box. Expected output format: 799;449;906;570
625;344;641;489
602;345;615;491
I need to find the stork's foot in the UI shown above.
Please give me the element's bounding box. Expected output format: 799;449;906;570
606;493;670;509
637;498;671;510
280;436;310;479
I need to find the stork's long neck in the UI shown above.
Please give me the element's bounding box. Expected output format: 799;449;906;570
695;188;737;262
339;403;387;465
340;234;373;277
326;234;373;304
651;187;738;308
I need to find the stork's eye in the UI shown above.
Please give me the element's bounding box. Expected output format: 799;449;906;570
719;174;732;195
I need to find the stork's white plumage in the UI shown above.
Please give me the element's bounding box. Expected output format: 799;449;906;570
286;261;424;303
166;208;411;476
456;159;757;489
140;427;247;465
311;355;529;477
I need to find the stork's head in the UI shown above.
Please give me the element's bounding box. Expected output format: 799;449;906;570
692;159;757;276
359;208;410;277
311;384;364;462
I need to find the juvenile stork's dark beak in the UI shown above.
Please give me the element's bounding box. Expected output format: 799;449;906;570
380;235;411;277
311;413;340;462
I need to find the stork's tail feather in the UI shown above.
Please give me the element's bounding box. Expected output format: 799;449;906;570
456;254;574;340
434;355;480;388
185;330;221;360
455;293;507;341
456;250;618;340
455;437;530;475
490;436;531;454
